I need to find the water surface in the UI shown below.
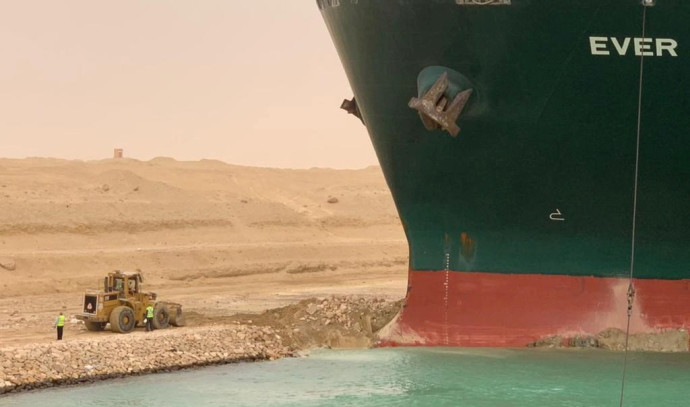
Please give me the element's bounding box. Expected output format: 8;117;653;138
1;348;688;406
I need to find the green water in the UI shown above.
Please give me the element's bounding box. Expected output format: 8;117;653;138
1;348;688;406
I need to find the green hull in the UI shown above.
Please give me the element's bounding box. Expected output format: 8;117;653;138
320;0;690;280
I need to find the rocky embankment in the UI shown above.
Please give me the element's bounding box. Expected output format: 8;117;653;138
0;296;402;395
0;324;289;394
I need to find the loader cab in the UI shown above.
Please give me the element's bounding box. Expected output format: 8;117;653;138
113;277;125;293
105;272;143;296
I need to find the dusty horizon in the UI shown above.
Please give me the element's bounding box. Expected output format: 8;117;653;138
0;2;376;169
0;154;382;171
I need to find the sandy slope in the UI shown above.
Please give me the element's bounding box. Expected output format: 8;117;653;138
0;158;408;346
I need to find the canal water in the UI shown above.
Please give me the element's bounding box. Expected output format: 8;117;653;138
1;347;688;406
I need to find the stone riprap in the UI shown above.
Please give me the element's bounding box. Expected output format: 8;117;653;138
0;324;289;394
0;295;403;395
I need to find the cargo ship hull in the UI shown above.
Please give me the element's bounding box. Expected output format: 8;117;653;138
318;0;690;346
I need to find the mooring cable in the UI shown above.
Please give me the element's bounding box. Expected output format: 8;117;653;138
619;2;650;406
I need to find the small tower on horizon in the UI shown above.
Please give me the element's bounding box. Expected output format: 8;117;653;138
113;148;123;159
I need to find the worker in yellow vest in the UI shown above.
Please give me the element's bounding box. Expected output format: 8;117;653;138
54;311;65;340
145;305;154;332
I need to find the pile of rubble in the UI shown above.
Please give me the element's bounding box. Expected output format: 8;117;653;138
230;295;403;350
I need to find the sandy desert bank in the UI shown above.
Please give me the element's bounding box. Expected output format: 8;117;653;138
0;157;408;347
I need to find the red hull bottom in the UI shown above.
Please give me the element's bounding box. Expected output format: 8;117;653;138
378;270;690;347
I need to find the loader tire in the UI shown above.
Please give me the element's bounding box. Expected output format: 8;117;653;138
110;306;136;333
152;304;170;329
84;321;107;331
170;307;186;327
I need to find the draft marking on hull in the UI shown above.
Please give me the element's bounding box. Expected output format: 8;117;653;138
550;209;565;221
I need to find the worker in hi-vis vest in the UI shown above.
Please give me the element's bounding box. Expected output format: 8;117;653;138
54;311;65;340
146;305;154;332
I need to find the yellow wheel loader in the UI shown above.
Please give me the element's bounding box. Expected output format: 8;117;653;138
76;270;185;333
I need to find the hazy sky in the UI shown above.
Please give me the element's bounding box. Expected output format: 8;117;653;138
0;1;376;169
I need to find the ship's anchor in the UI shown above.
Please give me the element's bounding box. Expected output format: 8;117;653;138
408;71;473;137
340;97;364;124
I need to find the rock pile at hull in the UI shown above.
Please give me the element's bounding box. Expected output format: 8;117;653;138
232;296;403;350
528;328;690;352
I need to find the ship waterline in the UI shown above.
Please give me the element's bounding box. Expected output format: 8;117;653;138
380;270;690;347
319;0;690;346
